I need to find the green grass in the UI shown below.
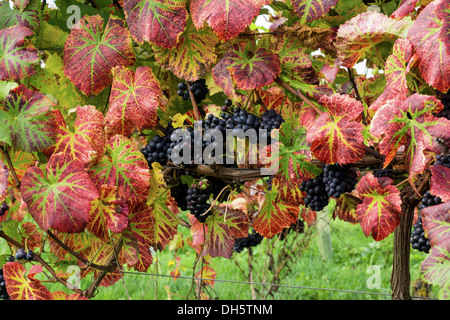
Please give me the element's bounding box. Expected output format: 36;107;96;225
45;217;435;300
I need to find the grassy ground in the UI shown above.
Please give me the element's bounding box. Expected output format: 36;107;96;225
45;215;436;300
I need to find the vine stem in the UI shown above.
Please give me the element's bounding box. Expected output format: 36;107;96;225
347;68;367;125
0;230;84;295
254;89;269;112
188;86;201;121
0;144;21;189
274;78;322;115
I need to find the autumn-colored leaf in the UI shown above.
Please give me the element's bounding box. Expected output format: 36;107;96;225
355;172;403;241
335;11;413;68
334;193;361;223
422;201;450;247
88;134;151;204
0;85;58;152
0;149;36;189
407;0;450;93
3;262;52;300
0;160;8;199
436;0;450;57
196;265;217;288
153;20;219;82
20;152;100;233
190;0;271;41
105;66;166;138
420;239;450;299
370;94;450;175
291;0;338;24
200;206;249;259
390;0;419;19
211;50;239;99
124;0;187;49
53;105;106;168
252;187;300;239
306;94;365;165
63;15;135;96
369;38;414;114
21;222;41;250
227;42;281;90
430;165;450;203
51;291;88;300
0;25;39;81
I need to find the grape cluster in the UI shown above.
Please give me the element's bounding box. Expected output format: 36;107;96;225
14;248;34;261
141;122;175;167
177;79;209;104
299;173;329;211
411;191;441;253
233;229;264;253
259;109;285;142
0;261;12;300
0;202;9;217
435;154;450;168
435;91;450;120
322;164;357;198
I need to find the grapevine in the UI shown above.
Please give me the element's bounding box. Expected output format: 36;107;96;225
0;0;448;302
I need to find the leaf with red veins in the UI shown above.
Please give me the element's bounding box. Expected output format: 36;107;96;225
150;191;179;251
335;11;413;69
200;206;249;259
334;193;361;223
126;202;156;271
87;185;129;242
407;0;450;93
422;202;450;247
153;20;219;82
390;0;419;19
370;94;450;175
306;94;365;165
105;66;166;138
1;85;58;152
436;0;450;57
252;188;300;239
212;50;239;99
430;165;450;203
21;222;42;250
420;239;450;297
123;0;187;49
355;172;403;241
20;152;100;233
227;43;281;90
53;105;106;169
0;25;39;81
3;261;52;300
291;0;338;24
63;15;135;97
190;0;271;41
369;38;414;114
88;135;151;205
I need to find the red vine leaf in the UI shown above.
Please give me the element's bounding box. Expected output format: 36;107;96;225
105;66;167;138
291;0;338;24
355;172;403;241
430;165;450;202
252;188;300;239
87;185;129;243
335;11;413;68
370;94;450;175
0;160;8;199
200;206;249;259
153;20;220;82
420;239;450;298
306;94;365;165
1;85;58;152
390;0;419;19
52;291;88;300
369;38;414;114
3;262;52;300
422;201;450;247
436;0;450;56
334;193;361;223
407;0;450;93
211;50;239;99
21;222;42;250
20;152;100;233
88;135;151;204
63;15;135;96
123;0;188;49
227;42;281;90
0;25;39;81
190;0;271;41
53;105;106;169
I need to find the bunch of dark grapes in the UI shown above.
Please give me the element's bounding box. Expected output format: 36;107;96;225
0;260;12;300
322;164;358;199
186;181;211;223
435;91;450;120
259;109;285;143
14;248;34;261
435;154;450;168
177;79;209;104
141;122;174;167
299;173;329;211
0;202;9;217
411;190;442;253
233;229;264;253
170;182;189;211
